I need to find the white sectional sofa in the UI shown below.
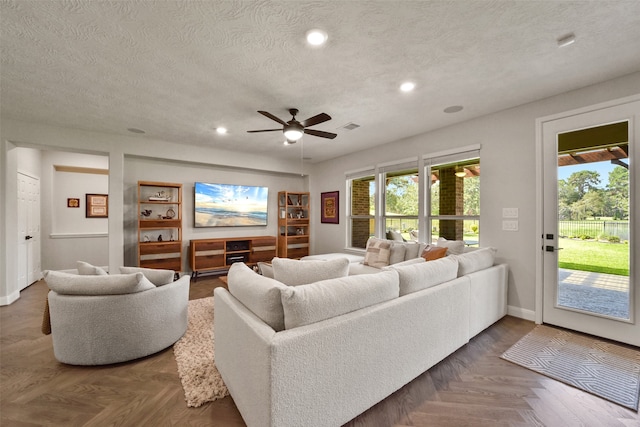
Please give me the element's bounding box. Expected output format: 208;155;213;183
214;245;507;427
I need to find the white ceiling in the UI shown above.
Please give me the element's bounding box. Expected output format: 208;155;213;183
2;1;640;163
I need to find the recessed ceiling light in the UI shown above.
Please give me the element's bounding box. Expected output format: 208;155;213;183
557;33;576;48
216;127;227;134
127;128;145;134
400;82;415;92
306;29;328;46
444;105;463;113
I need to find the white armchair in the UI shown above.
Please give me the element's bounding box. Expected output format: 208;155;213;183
45;269;190;365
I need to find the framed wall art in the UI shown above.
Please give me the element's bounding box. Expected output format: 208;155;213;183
86;193;108;218
67;198;80;208
320;191;339;224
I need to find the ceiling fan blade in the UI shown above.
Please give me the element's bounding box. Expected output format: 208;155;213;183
258;111;287;126
247;129;281;133
304;128;337;139
301;113;331;128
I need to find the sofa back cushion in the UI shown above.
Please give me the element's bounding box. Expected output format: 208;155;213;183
390;257;459;296
451;247;497;276
227;262;289;331
273;257;350;286
436;237;465;255
45;270;155;295
76;261;108;275
119;266;175;286
280;270;400;329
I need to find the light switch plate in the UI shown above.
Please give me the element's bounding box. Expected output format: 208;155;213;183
502;220;519;231
503;207;519;218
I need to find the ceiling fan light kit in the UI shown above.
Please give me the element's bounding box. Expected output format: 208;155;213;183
248;108;337;143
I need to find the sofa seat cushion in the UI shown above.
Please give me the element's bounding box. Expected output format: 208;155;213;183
280;270;400;329
390;257;459;296
451;247;497;276
301;253;365;263
119;266;175;286
227;262;289;331
348;263;382;275
44;271;155;295
272;257;350;286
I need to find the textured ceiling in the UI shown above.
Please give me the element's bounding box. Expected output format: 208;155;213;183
2;0;640;163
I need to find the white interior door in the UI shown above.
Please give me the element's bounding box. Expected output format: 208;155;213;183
17;172;41;290
541;99;639;346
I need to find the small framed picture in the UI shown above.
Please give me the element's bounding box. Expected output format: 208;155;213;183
321;191;339;224
67;198;80;208
86;193;108;218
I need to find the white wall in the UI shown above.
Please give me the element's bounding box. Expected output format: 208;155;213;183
309;71;640;319
40;151;109;270
0;121;305;304
123;156;306;270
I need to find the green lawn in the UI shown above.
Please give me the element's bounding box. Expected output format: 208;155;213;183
558;238;629;276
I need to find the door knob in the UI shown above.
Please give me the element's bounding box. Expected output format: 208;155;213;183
545;245;563;252
25;235;33;240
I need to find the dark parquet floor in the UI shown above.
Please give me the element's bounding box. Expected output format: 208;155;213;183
1;277;638;426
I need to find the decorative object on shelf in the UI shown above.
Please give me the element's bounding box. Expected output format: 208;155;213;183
67;198;80;208
321;191;339;224
141;209;152;217
158;235;163;242
86;193;108;218
170;232;174;241
149;190;171;201
144;235;150;242
166;208;176;219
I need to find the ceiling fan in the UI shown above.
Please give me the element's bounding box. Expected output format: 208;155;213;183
247;108;337;143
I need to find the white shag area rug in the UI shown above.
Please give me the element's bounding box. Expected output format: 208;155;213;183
173;297;229;407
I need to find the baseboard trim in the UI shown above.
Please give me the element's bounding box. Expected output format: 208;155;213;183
507;305;536;321
0;290;20;306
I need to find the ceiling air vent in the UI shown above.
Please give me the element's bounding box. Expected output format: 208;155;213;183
340;122;360;131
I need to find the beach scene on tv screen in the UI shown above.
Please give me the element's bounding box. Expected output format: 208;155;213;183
195;182;268;227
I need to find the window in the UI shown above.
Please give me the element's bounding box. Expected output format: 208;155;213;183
383;166;419;241
426;147;480;246
346;146;480;249
348;172;375;248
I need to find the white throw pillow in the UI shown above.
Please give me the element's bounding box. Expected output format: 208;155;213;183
45;271;154;295
389;244;406;265
363;237;392;268
280;270;400;329
227;262;288;331
403;242;421;260
390;257;459;296
436;237;465;255
451;247;497;276
273;257;349;286
257;261;274;278
76;261;108;275
119;266;175;286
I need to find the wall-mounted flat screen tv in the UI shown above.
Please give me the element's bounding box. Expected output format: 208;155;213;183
194;182;268;227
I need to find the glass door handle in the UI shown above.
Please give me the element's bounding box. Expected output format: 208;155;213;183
545;245;563;252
